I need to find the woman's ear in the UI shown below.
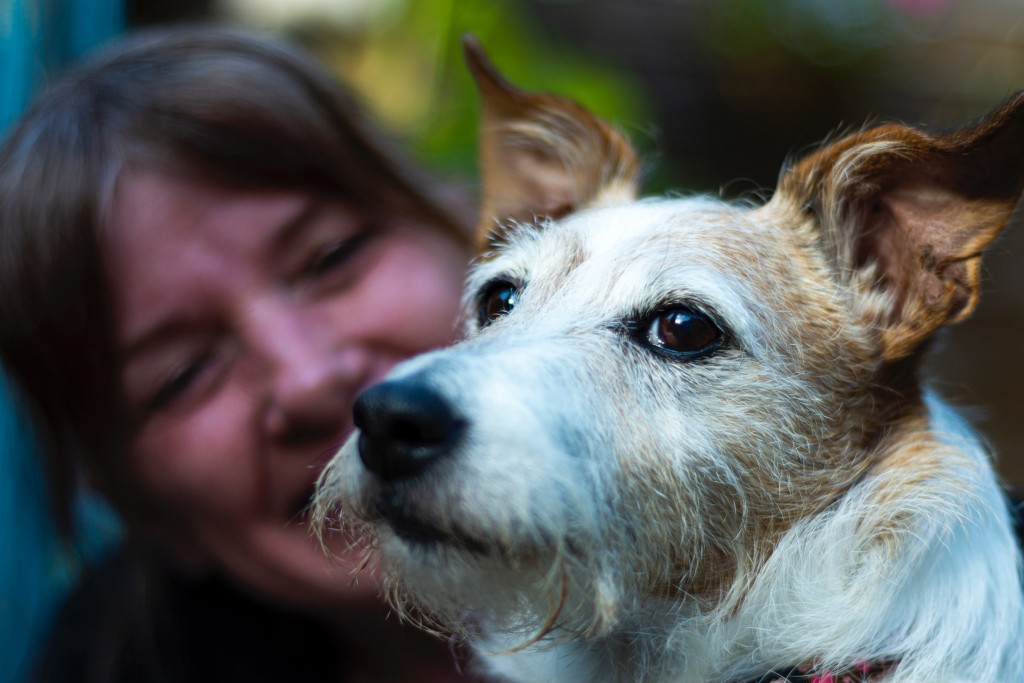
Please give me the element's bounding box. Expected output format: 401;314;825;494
463;36;640;250
774;92;1024;360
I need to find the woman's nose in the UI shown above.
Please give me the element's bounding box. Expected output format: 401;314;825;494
252;306;367;443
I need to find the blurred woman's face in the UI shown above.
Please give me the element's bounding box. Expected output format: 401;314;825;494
106;168;468;609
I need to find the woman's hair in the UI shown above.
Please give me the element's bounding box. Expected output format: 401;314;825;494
0;25;469;537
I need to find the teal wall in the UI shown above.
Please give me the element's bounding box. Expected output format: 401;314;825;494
2;0;124;131
1;2;124;680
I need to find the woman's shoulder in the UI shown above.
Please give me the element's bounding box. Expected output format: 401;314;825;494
33;547;340;683
34;548;179;683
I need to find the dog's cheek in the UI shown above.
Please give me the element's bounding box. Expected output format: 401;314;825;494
376;342;613;555
612;413;742;605
602;350;845;607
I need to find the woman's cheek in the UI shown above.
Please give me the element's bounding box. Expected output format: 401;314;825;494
366;235;468;351
129;386;261;519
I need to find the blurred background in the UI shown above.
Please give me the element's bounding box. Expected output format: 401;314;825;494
6;0;1023;474
157;0;1024;481
1;1;1023;680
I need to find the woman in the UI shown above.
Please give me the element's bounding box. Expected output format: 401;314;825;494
0;26;474;682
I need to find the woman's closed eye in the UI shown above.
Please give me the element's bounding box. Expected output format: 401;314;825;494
306;233;369;277
298;228;377;292
142;346;225;415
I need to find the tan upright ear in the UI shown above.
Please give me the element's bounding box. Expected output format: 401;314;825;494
463;36;640;250
777;92;1024;360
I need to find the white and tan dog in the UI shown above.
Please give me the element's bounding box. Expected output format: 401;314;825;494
315;42;1024;682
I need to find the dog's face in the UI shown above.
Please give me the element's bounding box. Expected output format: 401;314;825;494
314;41;1024;642
320;197;877;632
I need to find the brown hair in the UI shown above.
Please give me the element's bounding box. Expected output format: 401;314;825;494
0;25;469;537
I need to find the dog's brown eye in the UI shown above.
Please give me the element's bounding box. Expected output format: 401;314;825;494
478;280;520;327
644;307;722;359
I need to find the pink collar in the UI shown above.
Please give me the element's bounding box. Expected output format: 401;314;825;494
754;658;895;683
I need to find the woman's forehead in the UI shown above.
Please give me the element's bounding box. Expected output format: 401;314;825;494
106;169;319;347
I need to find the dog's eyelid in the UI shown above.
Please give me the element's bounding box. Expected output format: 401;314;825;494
478;274;525;291
615;300;733;361
624;300;727;332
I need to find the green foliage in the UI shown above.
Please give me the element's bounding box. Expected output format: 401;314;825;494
420;0;650;177
298;0;651;181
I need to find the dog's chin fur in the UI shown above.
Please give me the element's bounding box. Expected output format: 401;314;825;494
314;47;1024;683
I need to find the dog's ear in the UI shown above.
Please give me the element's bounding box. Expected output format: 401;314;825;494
463;36;640;249
777;92;1024;360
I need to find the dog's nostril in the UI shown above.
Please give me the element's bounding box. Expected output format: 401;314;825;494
391;415;446;445
354;379;462;481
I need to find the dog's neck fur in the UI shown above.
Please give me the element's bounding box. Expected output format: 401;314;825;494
477;389;1020;683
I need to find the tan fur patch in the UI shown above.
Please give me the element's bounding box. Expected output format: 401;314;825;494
464;36;640;251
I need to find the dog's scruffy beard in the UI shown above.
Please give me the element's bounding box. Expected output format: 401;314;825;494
316;449;615;647
313;340;625;645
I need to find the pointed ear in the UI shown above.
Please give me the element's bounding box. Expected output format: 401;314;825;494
777;92;1024;360
463;36;641;249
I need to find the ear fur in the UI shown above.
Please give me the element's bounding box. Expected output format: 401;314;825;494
463;36;640;250
777;92;1024;360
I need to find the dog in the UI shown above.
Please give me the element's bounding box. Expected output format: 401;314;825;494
314;39;1024;682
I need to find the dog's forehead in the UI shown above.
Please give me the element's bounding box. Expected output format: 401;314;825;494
565;197;774;261
475;197;814;328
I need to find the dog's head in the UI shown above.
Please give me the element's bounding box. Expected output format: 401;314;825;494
314;41;1024;644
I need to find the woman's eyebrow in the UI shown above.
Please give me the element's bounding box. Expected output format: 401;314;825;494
268;198;331;252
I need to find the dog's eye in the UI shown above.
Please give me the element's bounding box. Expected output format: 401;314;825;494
643;307;722;359
478;280;520;327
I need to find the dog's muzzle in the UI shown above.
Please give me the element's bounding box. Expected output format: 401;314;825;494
354;378;464;482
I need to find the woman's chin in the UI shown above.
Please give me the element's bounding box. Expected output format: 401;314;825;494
211;518;383;614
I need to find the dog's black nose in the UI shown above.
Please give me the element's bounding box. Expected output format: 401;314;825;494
354;379;462;482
